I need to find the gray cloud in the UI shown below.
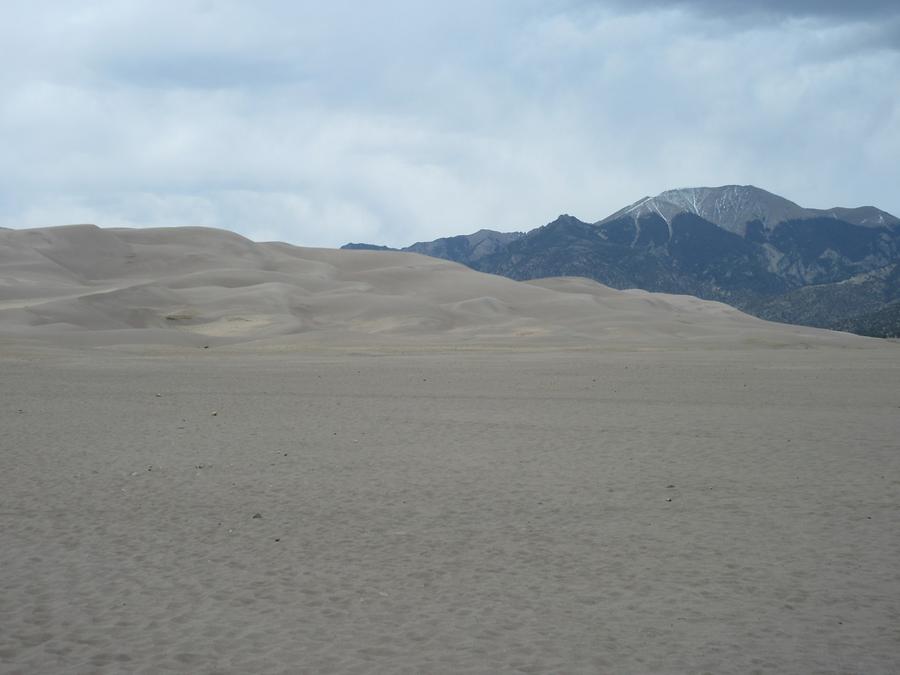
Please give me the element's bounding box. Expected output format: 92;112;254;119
606;0;900;19
0;1;898;247
595;0;900;54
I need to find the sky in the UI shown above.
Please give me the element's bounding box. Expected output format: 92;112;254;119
1;1;898;247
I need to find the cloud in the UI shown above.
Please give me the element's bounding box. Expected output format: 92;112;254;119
605;0;900;20
0;1;898;247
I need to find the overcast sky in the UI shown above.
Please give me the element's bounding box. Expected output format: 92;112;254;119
2;1;898;247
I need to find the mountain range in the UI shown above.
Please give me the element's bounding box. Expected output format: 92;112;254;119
343;186;900;337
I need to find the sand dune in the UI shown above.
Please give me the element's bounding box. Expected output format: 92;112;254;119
0;224;869;350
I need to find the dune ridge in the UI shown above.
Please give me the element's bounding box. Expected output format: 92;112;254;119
0;224;870;350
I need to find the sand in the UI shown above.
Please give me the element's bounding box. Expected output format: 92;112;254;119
1;225;899;673
0;224;868;350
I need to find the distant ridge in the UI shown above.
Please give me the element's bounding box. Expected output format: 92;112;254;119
342;229;525;265
342;243;392;251
343;186;900;337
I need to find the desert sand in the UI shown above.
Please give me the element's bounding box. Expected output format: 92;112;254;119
1;225;899;674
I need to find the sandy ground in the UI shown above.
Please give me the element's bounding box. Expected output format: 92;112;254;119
1;343;899;674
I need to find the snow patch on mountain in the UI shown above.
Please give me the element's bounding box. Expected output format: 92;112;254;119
600;185;900;237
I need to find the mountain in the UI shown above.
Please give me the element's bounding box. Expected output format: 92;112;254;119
603;186;897;237
747;263;900;337
405;229;525;265
344;186;900;337
343;229;525;265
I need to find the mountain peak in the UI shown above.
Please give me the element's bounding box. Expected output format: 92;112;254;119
600;185;899;236
603;185;807;236
547;214;588;227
